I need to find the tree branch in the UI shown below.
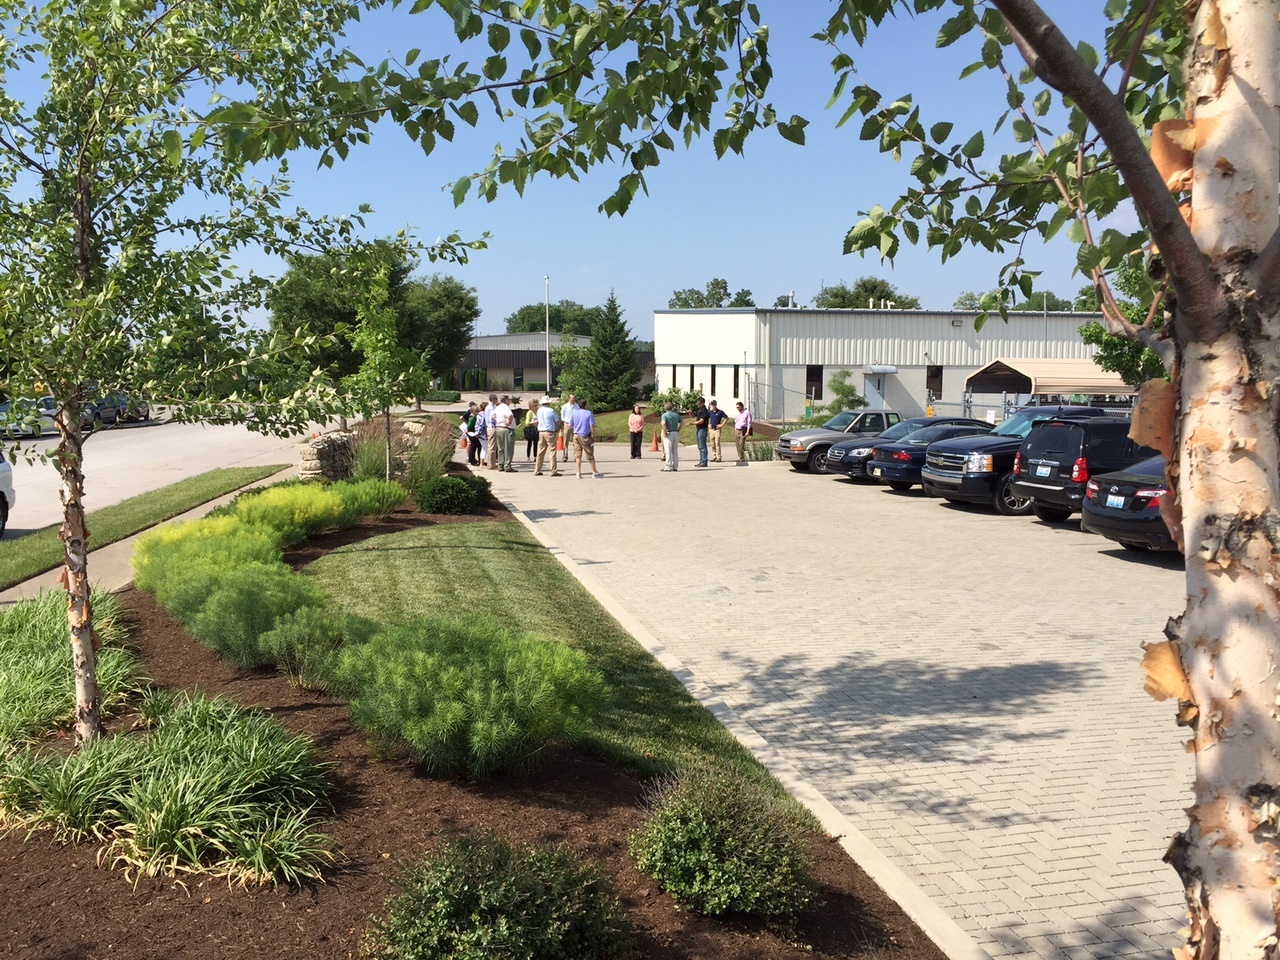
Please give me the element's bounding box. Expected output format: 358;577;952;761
993;0;1225;339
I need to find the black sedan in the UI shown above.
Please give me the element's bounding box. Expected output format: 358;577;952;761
827;416;990;480
867;423;993;491
1080;455;1180;552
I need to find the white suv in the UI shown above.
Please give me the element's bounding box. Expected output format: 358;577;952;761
0;458;14;537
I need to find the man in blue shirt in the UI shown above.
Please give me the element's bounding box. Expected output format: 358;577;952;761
534;398;561;476
707;400;729;462
569;399;602;478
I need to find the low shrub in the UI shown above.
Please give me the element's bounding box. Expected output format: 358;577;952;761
330;478;407;527
259;606;377;687
186;562;328;668
0;591;139;747
132;515;280;594
456;473;492;506
416;475;478;515
330;619;607;777
231;483;345;547
628;767;815;921
365;835;629;960
0;693;333;885
416;389;462;403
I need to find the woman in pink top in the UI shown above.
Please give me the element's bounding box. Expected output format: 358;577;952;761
628;404;645;459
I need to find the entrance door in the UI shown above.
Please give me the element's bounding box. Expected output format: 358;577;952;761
863;374;885;408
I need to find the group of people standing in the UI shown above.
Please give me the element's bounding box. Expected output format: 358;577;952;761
462;392;602;478
463;393;753;476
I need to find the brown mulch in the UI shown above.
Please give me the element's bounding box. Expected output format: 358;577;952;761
0;504;945;960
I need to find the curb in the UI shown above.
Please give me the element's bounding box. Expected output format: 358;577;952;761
496;489;993;960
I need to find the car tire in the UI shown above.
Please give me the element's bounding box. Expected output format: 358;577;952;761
887;480;914;491
1031;502;1073;523
808;448;830;473
790;461;809;472
0;499;7;538
993;473;1033;516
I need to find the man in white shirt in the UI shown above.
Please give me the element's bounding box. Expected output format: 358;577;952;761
559;393;576;457
493;394;516;471
534;397;561;476
483;394;499;470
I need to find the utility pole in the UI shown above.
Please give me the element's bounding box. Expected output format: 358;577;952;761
544;275;551;393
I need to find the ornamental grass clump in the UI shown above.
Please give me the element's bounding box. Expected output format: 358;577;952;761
629;766;816;921
0;692;333;885
330;619;606;777
231;482;345;547
0;591;139;747
329;478;407;527
364;834;630;960
259;606;377;688
415;475;478;515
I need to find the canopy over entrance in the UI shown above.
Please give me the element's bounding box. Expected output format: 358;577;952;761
965;358;1136;396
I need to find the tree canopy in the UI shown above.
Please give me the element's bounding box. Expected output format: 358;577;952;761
813;278;921;310
554;292;640;411
504;300;602;337
668;279;755;309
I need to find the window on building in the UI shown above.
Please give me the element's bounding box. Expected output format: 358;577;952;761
513;367;524;388
710;366;717;397
806;365;824;402
926;365;943;399
689;365;695;391
733;364;740;397
671;365;677;389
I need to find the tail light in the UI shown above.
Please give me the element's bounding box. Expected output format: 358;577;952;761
892;450;912;462
1136;486;1168;506
1085;479;1099;501
1013;451;1023;476
1071;457;1089;483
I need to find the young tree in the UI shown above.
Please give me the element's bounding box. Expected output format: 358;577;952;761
668;278;755;308
399;274;481;381
820;370;868;416
814;278;922;309
565;293;640;412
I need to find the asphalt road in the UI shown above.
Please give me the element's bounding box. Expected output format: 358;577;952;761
3;415;316;537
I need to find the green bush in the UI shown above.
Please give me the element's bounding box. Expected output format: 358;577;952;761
330;478;407;527
0;693;332;885
415;476;478;515
0;591;139;747
132;516;280;594
628;767;815;920
365;835;629;960
231;483;345;547
456;473;492;506
523;381;547;393
186;563;328;668
331;619;606;777
417;390;462;403
259;606;377;687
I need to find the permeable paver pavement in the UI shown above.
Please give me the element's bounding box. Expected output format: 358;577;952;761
480;442;1191;960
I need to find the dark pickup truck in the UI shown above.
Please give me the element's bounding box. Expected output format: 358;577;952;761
919;405;1112;515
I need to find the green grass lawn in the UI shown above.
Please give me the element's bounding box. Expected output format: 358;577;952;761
307;520;801;805
0;464;287;589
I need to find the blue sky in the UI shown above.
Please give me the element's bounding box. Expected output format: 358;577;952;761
272;3;1116;340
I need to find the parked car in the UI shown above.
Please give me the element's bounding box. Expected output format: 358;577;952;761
1011;417;1157;522
0;457;12;536
777;409;902;473
93;392;151;424
867;423;994;490
0;397;57;437
920;405;1114;515
827;416;991;479
1080;455;1179;552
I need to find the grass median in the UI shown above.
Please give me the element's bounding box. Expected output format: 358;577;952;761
307;519;800;804
0;464;287;589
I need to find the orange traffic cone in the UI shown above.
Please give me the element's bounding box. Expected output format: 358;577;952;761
556;433;565;452
650;431;660;452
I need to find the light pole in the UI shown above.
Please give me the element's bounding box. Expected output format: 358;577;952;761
544;275;551;394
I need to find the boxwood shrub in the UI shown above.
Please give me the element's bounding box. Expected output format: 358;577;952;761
415;475;478;515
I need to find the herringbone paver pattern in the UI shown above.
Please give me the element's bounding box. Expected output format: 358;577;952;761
485;444;1191;960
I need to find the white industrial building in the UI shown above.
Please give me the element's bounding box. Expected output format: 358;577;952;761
653;307;1119;419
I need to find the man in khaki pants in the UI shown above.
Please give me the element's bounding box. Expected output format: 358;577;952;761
559;393;576;457
534;397;561;476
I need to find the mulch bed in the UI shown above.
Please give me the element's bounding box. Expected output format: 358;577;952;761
0;502;945;960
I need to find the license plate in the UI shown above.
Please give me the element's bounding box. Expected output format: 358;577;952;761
1035;464;1051;477
870;466;882;477
1106;493;1126;508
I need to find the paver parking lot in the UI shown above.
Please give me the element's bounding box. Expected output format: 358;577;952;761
481;441;1191;960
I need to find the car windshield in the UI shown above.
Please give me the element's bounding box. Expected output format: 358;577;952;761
903;425;954;445
821;410;858;430
876;419;923;442
990;409;1052;439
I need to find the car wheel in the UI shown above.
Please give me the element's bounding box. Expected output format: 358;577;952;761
887;480;914;491
1031;502;1073;523
0;499;7;537
790;460;809;472
993;473;1033;516
809;448;830;473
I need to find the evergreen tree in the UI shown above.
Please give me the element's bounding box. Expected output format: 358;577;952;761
562;293;640;411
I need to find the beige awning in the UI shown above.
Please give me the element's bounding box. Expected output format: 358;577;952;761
965;358;1136;396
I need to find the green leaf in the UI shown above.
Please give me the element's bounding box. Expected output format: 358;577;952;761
936;12;971;48
1033;90;1051;116
162;130;182;167
451;178;469;207
930;121;953;143
777;116;807;145
1012;118;1034;143
960;131;984;158
487;23;510;53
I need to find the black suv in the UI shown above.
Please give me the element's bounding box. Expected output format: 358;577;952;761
1011;418;1157;523
921;405;1113;515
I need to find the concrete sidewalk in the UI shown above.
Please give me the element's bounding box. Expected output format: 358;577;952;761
477;441;1191;960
